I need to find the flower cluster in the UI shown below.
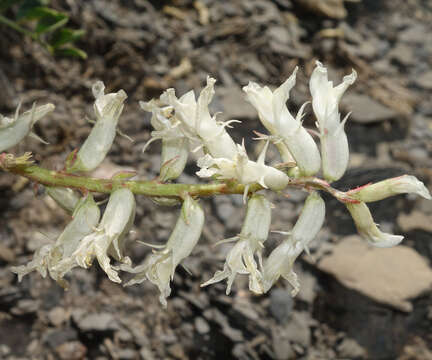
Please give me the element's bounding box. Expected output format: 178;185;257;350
2;63;431;307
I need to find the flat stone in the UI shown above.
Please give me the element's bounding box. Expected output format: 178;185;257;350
388;43;415;67
342;93;397;124
75;312;119;332
316;235;432;312
413;71;432;90
337;338;366;359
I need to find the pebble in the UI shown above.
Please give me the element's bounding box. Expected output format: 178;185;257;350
342;93;397;123
75;312;119;332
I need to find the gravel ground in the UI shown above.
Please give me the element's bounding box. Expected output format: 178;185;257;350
1;1;432;359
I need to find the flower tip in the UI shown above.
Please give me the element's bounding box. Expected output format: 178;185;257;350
92;81;105;99
315;60;326;72
343;69;358;84
370;234;404;248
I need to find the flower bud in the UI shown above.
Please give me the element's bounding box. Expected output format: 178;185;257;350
0;103;54;152
201;194;271;294
262;192;325;294
346;202;404;248
160;137;189;181
66;188;136;283
125;195;204;307
11;194;101;287
67;82;127;173
310;61;357;181
160;77;238;159
46;187;80;214
243;68;321;176
350;175;431;202
140;99;189;181
197;141;289;201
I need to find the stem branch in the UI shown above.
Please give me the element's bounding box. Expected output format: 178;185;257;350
0;152;359;203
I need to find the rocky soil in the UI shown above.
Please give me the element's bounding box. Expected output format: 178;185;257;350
1;0;432;359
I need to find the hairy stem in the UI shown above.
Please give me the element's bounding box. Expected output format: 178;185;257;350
0;152;359;203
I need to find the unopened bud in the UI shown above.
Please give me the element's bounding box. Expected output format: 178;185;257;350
67;82;127;173
0;103;54;152
350;175;431;202
346;201;403;248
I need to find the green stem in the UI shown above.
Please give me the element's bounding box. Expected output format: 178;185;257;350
0;153;359;203
0;14;36;38
0;14;53;53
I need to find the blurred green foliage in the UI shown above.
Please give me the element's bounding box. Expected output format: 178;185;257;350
0;0;86;58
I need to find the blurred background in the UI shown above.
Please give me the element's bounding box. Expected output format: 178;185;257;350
1;0;432;359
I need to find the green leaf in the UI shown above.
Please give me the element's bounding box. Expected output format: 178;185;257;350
54;46;87;59
34;9;68;34
50;28;85;48
16;0;50;19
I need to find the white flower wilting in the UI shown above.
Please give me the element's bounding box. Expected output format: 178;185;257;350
11;194;101;288
56;188;136;283
262;191;325;295
0;103;54;152
201;194;272;294
4;67;432;307
123;195;204;307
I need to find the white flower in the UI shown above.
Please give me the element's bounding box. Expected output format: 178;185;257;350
0;103;54;152
197;140;289;201
346;201;404;248
201;194;272;294
11;194;101;288
67;81;127;172
350;175;431;202
140;99;189;181
262;192;325;294
310;61;357;181
57;188;136;283
124;195;204;307
243;68;321;176
160;77;238;159
46;187;80;213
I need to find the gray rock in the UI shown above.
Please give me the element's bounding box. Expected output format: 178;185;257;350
43;328;78;348
399;24;427;43
269;288;294;324
75;312;119;332
412;71;432;90
337;338;367;358
218;86;257;120
342;93;397;124
194;317;210;334
388;43;415;67
267;26;291;44
283;312;311;347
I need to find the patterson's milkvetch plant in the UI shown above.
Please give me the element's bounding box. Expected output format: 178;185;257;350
2;61;431;307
